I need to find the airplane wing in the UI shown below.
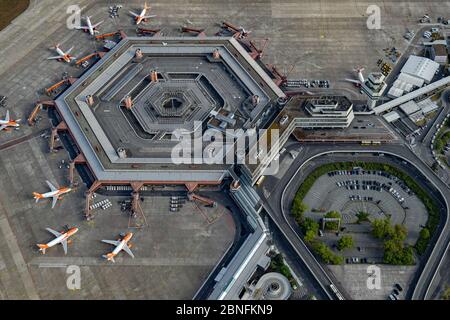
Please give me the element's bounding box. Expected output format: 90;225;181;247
61;239;68;255
74;25;89;30
0;125;7;131
46;227;62;238
47;55;63;60
51;196;58;209
92;20;104;28
66;47;74;54
46;180;57;191
143;15;156;19
129;11;139;17
122;245;135;258
101;239;121;246
345;78;359;84
5;110;9;122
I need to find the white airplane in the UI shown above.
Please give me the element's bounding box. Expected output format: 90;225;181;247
129;2;156;25
36;226;79;255
102;232;135;262
33;180;72;209
47;44;76;63
75;16;104;36
0;110;20;131
345;67;365;87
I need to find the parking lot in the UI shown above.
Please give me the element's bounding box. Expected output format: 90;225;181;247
328;264;417;300
0;0;449;300
303;168;428;261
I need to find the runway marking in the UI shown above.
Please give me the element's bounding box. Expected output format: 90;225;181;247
0;200;39;300
30;256;219;267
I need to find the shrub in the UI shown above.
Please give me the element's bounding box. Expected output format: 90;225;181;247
415;228;430;254
292;198;308;223
383;239;415;265
371;217;393;239
337;235;354;251
311;241;344;265
356;211;370;223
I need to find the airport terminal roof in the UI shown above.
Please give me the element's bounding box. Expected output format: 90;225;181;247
54;36;285;183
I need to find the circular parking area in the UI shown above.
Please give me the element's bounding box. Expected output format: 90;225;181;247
302;168;428;260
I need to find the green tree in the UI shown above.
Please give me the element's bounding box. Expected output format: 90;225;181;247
356;211;370;223
415;228;431;254
311;241;343;265
304;230;316;243
301;217;319;233
392;224;408;241
419;227;430;240
383;239;414;265
372;218;393;239
301;218;319;242
324;211;341;231
337;235;354;251
442;286;450;300
292;198;308;223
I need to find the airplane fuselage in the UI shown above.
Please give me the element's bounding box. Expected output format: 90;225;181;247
40;187;72;199
105;233;133;261
86;17;95;36
113;233;133;254
55;47;71;63
46;228;78;248
136;8;147;24
0;119;19;128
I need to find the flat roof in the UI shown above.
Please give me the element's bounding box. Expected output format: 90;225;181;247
399;100;421;115
383;111;400;123
401;55;439;82
55;36;284;182
374;76;450;114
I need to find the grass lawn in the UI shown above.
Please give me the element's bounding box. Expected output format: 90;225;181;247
0;0;30;31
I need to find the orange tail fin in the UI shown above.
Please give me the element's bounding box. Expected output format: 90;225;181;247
103;253;115;262
33;192;43;202
36;244;48;254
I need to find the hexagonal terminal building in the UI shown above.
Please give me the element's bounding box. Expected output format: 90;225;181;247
53;35;285;194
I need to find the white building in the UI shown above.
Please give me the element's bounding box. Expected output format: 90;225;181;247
383;111;400;123
397;99;440;124
401;55;439;83
294;96;355;128
388;55;440;98
361;72;387;108
399;100;421;115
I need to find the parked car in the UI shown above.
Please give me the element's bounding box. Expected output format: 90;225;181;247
394;283;403;292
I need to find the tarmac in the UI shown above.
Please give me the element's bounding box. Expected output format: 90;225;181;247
0;134;235;299
0;0;449;299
